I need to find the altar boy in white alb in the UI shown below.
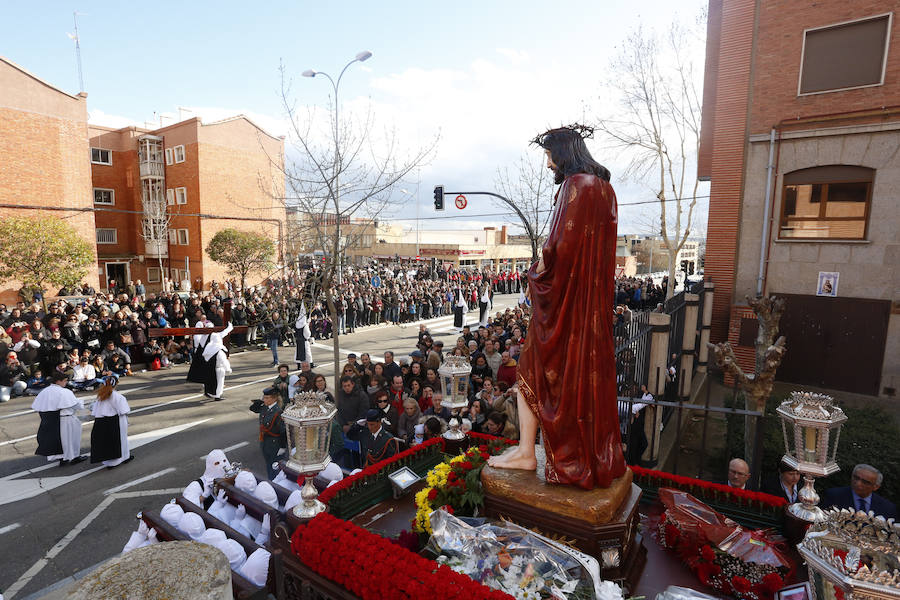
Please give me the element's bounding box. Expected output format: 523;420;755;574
31;371;84;465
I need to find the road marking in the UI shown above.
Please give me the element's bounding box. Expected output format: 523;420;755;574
0;419;212;506
0;522;21;535
119;384;153;394
103;467;176;495
3;488;182;599
0;408;36;421
198;440;248;460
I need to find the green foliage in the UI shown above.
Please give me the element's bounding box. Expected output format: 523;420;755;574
718;393;900;502
0;217;94;298
205;228;275;288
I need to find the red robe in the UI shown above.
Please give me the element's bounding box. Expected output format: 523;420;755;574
517;173;626;490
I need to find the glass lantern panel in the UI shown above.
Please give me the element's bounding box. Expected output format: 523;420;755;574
442;376;453;397
456;376;468;397
802;425;819;463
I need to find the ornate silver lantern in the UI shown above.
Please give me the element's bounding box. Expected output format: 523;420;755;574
797;509;900;599
777;391;847;522
438;355;472;410
282;391;337;519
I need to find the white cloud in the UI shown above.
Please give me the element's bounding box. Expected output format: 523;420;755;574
88;109;143;129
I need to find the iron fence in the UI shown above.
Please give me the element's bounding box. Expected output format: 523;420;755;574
614;311;652;398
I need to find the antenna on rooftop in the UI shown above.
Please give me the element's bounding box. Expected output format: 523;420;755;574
67;11;86;93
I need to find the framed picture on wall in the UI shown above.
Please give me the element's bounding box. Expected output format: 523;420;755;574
816;271;839;297
775;582;812;600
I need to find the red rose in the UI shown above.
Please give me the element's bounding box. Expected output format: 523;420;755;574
428;488;438;500
701;545;716;562
760;573;783;594
460;461;473;470
731;576;752;594
479;444;489;453
664;523;680;546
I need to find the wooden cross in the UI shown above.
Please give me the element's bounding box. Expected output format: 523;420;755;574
148;300;248;350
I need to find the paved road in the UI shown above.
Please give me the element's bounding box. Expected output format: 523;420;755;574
0;295;520;599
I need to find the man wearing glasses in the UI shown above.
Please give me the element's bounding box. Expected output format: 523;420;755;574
822;464;896;520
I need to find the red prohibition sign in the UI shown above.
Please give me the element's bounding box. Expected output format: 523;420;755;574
454;194;467;209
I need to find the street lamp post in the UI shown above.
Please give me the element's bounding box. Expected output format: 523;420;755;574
302;50;372;286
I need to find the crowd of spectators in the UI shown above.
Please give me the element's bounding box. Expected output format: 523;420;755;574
281;302;530;470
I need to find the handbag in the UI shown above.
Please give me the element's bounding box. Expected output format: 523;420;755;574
120;333;134;345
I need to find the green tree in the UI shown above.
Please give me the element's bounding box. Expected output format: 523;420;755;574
0;217;95;304
206;228;276;291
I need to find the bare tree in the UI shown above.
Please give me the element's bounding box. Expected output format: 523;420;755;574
596;21;703;298
708;295;788;461
493;153;554;263
275;63;437;389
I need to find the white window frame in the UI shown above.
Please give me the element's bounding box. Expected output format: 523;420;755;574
93;188;115;205
797;12;893;96
90;148;112;165
170;268;180;281
177;229;189;245
147;266;161;283
174;145;185;163
175;187;187;205
166;188;175;206
96;228;117;244
165;148;173;165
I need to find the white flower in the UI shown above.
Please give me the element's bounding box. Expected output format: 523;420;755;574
596;580;624;600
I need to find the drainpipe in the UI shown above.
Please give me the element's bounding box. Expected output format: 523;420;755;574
756;128;776;297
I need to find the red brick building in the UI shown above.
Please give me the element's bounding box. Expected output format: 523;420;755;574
89;116;286;292
0;57;99;302
700;2;899;396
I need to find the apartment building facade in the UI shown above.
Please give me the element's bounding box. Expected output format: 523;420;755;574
89;116;286;292
0;57;100;302
700;1;898;396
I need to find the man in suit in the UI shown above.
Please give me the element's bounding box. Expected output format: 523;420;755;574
250;387;286;480
762;460;801;504
822;464;897;520
360;408;397;466
723;458;754;490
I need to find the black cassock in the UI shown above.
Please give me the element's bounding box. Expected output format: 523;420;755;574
90;415;122;463
453;305;464;329
186;341;216;395
35;411;63;457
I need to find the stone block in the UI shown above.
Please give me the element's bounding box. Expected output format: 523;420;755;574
839;134;872;165
850;244;885;265
818;244;851;264
789;243;819;263
69;541;233;600
863;134;900;169
885;244;900;268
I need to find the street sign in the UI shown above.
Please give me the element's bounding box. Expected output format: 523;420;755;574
454;194;467;209
371;275;382;288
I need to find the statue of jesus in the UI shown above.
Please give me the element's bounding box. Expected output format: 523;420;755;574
487;126;627;490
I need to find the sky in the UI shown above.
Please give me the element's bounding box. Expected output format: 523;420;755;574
1;0;709;237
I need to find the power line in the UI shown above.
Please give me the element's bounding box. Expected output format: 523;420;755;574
378;194;712;222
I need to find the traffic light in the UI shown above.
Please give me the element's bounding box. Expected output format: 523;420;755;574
433;185;444;210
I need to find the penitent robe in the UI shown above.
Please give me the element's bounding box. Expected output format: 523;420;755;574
517;173;626;490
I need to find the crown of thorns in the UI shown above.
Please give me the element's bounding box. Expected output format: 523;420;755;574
531;123;595;146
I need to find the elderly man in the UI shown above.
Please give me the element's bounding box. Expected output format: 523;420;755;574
822;464;896;520
724;458;753;490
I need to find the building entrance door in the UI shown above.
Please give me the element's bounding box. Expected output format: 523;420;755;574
776;294;890;396
105;263;129;293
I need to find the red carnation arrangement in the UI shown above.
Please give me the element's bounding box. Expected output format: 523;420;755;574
292;513;513;600
656;488;794;600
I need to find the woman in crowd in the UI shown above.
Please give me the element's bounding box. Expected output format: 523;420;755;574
312;374;334;403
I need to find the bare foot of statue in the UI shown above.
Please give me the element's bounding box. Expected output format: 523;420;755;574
486;388;539;471
487;444;538;470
